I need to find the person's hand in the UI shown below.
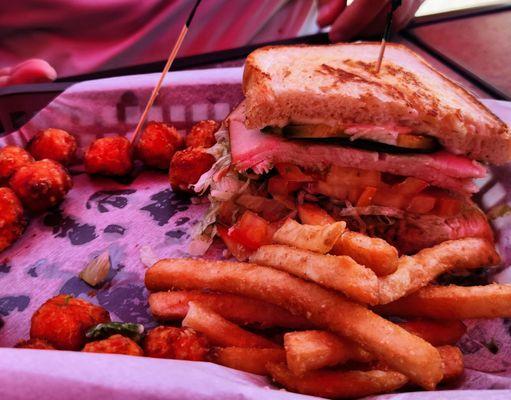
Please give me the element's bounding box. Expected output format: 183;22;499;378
0;59;56;87
317;0;425;43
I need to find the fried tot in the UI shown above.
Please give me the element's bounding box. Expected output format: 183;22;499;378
145;259;444;389
84;136;133;176
15;338;55;350
148;290;310;329
182;301;278;349
82;334;143;356
135;121;183;169
185;120;219;148
0;146;34;184
169;147;215;192
378;238;500;304
9;159;72;212
0;187;25;252
30;294;110;350
250;245;378;305
27;128;77;165
143;326;208;361
272;219;345;254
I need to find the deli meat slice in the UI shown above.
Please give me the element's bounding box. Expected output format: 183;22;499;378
229;104;486;193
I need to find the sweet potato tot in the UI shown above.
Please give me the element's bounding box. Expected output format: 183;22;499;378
376;284;511;319
332;231;398;276
378;238;501;304
149;290;310;329
210;347;285;375
272;218;345;254
250;245;378;305
146;259;443;389
182;301;278;349
267;363;408;399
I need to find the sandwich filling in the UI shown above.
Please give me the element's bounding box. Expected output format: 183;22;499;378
191;103;493;259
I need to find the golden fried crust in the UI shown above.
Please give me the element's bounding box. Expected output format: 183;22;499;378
185;120;219;149
84;136;133;176
143;326;208;361
0;187;26;252
9;159;72;213
15;338;55;350
27;128;77;166
82;334;144;356
0;146;34;184
169;148;215;192
30;294;111;350
135;122;183;170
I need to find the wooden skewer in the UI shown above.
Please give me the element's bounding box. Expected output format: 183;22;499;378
375;0;401;74
375;38;387;74
131;0;202;144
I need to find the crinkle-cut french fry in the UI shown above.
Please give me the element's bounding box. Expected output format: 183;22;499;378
182;302;278;349
272;218;345;254
332;231;398;276
250;244;378;305
210;347;285;375
376;284;511;319
266;363;408;399
398;319;466;346
378;238;501;304
284;331;372;375
146;259;443;389
297;203;336;226
148;290;311;329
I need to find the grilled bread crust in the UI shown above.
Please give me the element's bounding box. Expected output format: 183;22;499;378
243;42;511;165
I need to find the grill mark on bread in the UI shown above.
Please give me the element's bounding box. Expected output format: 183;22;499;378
243;43;511;163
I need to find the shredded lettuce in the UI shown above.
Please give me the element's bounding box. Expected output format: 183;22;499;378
189;123;251;255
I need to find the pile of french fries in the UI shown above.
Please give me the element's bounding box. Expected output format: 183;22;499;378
145;217;510;399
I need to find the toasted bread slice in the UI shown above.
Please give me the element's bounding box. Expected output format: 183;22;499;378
243;43;511;164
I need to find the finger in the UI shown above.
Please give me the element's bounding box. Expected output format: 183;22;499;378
317;0;347;28
358;0;423;39
7;59;57;86
329;0;390;43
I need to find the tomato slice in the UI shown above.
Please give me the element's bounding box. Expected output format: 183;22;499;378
228;211;272;250
393;177;429;196
217;225;251;261
275;163;314;182
356;186;378;207
298;203;335;226
407;194;437;214
268;175;303;196
435;196;462;217
372;187;408;209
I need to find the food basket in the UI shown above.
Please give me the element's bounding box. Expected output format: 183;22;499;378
0;66;511;399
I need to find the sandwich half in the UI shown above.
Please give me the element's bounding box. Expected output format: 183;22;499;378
192;43;510;258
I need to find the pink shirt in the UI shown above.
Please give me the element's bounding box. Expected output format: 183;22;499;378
0;0;316;77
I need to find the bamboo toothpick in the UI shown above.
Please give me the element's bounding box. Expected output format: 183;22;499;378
131;0;202;144
375;0;402;74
